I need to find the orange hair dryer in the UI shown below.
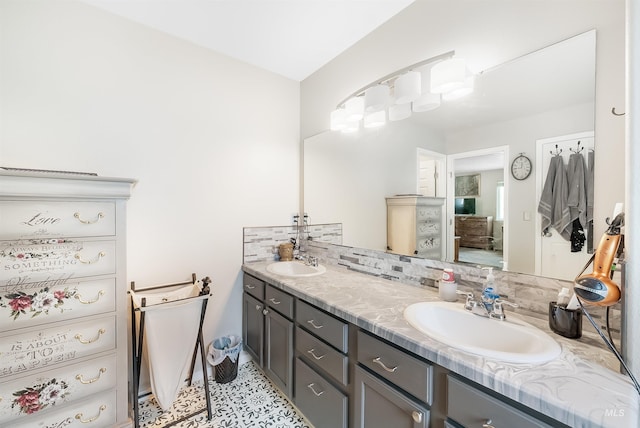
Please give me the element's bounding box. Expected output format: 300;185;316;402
574;213;623;306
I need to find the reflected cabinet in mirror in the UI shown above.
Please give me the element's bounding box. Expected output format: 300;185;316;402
303;30;596;281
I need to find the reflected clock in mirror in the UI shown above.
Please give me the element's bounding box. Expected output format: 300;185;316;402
303;30;596;280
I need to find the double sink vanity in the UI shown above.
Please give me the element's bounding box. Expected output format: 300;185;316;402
242;259;637;428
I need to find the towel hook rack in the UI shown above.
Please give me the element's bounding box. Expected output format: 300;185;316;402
612;107;625;116
570;141;584;154
550;145;563;156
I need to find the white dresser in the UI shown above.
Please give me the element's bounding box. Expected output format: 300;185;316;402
386;196;445;260
0;170;135;428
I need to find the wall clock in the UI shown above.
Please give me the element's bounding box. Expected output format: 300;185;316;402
511;153;532;180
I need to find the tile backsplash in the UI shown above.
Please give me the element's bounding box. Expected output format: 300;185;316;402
242;223;621;343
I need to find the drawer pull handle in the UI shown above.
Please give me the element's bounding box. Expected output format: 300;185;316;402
75;290;105;304
307;319;324;329
74;212;105;224
269;298;281;305
307;383;324;397
372;357;398;373
75;328;106;344
412;410;423;423
75;251;106;264
482;419;495;428
255;304;262;311
75;404;107;423
76;367;107;384
262;309;269;316
245;284;256;289
307;348;325;360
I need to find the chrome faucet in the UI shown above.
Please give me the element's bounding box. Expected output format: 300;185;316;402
456;290;518;320
295;254;318;267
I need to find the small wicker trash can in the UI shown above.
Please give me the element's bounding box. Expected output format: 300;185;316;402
207;335;242;384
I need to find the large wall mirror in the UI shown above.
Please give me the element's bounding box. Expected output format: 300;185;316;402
303;30;596;280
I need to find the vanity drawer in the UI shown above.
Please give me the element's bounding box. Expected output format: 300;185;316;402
296;300;348;353
0;201;116;240
0;240;117;287
295;357;348;428
296;327;348;386
0;278;116;332
0;316;116;378
0;354;117;424
12;388;117;428
243;273;264;300
447;375;553;428
266;284;294;319
357;330;432;405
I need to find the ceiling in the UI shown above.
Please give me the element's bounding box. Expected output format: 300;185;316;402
81;0;415;81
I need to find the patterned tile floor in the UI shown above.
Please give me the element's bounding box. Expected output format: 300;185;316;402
138;361;313;428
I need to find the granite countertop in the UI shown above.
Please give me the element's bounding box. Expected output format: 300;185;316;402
243;261;638;428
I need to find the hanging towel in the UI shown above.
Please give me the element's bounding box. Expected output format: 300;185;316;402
586;150;595;223
131;284;205;411
538;156;571;240
567;152;587;227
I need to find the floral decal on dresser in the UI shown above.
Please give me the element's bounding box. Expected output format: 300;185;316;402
11;378;69;415
0;287;77;320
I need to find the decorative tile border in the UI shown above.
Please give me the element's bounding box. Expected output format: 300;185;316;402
242;224;621;340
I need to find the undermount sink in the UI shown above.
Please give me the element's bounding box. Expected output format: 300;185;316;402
404;301;561;364
266;261;326;277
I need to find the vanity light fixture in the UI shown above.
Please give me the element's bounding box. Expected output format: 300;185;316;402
442;73;475;101
345;96;365;122
430;57;467;93
394;71;421;104
364;110;386;128
364;84;389;112
389;103;412;121
330;50;474;132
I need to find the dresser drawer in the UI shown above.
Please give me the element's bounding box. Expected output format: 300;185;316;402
0;201;116;240
243;273;265;300
0;354;117;424
266;284;294;319
416;221;441;237
12;388;117;428
447;375;553;428
1;316;116;378
416;206;441;221
0;278;116;333
297;300;348;353
295;357;348;428
0;240;116;287
296;327;348;386
357;330;432;405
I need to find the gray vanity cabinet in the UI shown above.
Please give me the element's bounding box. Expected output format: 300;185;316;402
242;274;265;366
354;366;429;428
446;375;557;428
294;300;350;428
263;285;295;397
355;330;432;428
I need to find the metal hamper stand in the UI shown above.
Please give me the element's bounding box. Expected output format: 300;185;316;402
130;273;213;428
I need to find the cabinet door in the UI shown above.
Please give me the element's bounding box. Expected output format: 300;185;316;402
354;366;429;428
264;308;293;397
242;292;264;367
295;357;348;428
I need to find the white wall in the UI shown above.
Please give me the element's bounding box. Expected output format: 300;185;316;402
0;0;300;351
301;0;625;253
304;120;445;250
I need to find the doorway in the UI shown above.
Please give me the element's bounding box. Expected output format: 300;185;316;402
447;146;509;270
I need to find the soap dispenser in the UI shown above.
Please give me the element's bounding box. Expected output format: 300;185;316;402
482;267;498;300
